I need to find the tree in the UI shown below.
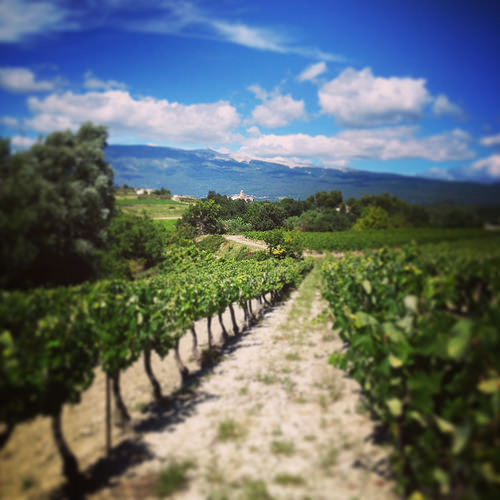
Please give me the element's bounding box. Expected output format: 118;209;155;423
0;122;115;289
100;213;168;278
178;199;224;234
352;205;391;230
246;202;286;231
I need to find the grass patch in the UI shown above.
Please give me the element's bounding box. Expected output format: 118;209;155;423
257;372;280;385
270;440;295;456
154;459;195;498
285;352;301;361
239;386;249;396
217;419;247;442
274;473;305;486
241;479;274;500
320;441;339;470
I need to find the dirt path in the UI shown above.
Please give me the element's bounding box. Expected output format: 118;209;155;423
0;265;397;500
95;266;397;499
223;234;268;250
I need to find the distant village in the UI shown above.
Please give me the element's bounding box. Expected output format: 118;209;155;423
133;187;255;202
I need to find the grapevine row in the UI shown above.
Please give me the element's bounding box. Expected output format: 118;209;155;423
0;257;312;482
322;245;500;498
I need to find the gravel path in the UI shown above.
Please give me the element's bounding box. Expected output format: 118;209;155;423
223;235;268;250
0;264;397;500
95;266;397;500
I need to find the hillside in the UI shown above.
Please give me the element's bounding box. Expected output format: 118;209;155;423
106;145;500;205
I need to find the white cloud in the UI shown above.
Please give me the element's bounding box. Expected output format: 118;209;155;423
471;154;500;177
123;1;344;61
26;89;240;145
83;71;128;90
0;116;19;127
10;135;36;149
239;127;474;166
0;67;57;93
249;86;305;128
480;133;500;147
298;61;327;82
0;0;75;42
318;67;432;127
433;94;463;117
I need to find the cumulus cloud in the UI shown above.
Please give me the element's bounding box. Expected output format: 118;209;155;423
83;71;128;91
0;116;20;127
238;127;474;166
0;67;58;93
0;0;76;42
26;90;240;144
10;135;36;149
433;94;463;117
480;133;500;147
249;85;305;128
298;61;327;82
471;154;500;177
318;67;432;127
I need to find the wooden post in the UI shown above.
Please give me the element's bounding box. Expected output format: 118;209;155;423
106;373;111;456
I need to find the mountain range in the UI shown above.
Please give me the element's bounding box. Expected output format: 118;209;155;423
106;145;500;205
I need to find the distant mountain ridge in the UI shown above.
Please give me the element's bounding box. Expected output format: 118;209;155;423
106;145;500;205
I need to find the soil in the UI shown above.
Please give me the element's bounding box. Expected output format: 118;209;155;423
0;265;397;500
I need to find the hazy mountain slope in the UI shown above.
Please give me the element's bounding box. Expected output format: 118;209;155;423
106;145;500;204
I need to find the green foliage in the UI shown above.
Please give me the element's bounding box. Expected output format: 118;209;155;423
352;205;393;230
196;234;226;254
0;255;313;431
287;208;354;232
246;202;286;231
154;459;195;498
223;216;253;234
306;190;343;209
101;212;168;278
260;230;303;259
179;199;224;234
322;244;500;497
0;122;114;289
246;228;500;253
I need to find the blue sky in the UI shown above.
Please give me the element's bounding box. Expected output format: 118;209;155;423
1;0;499;182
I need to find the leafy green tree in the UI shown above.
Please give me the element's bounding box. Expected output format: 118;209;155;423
178;199;224;234
246;202;286;231
353;205;392;230
100;213;168;278
0;123;114;289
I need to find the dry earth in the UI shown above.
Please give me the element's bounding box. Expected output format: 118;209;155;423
0;264;397;500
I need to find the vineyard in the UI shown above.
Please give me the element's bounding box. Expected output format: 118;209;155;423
0;256;312;488
322;241;500;498
245;228;500;252
2;229;500;499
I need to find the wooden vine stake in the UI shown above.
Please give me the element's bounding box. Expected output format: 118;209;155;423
105;372;111;457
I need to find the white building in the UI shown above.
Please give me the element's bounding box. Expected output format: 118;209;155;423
231;189;254;202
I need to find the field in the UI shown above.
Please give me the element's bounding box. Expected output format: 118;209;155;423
115;196;190;219
246;228;500;252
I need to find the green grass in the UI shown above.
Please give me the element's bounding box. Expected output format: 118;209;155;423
241;480;274;500
116;197;189;218
154;459;196;498
274;473;305;486
217;418;247;442
270;440;295;456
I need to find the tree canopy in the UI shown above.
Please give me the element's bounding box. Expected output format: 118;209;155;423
0;123;115;289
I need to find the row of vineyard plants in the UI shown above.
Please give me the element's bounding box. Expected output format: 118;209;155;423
245;228;499;252
0;257;312;484
322;245;500;499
